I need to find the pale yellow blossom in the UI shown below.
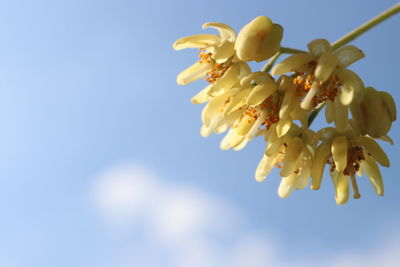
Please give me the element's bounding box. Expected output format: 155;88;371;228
271;39;365;132
311;125;390;204
256;124;315;198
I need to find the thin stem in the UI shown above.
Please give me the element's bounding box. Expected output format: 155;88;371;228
332;3;400;50
262;52;281;72
280;46;306;54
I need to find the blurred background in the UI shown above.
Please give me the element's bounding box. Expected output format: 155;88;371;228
0;0;399;266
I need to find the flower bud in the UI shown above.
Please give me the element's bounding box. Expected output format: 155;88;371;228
235;16;283;62
350;87;396;138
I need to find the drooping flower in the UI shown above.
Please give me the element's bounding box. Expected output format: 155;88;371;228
173;22;238;86
271;39;365;132
235;16;283;62
256;124;316;198
350;86;397;138
311;124;390;205
219;73;301;151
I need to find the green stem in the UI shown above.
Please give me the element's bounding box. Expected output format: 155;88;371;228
262;51;281;72
331;3;400;50
280;46;306;54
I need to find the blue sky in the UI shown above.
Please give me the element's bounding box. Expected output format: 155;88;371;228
0;0;399;266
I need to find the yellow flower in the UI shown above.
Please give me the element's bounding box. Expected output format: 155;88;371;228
311;125;390;205
256;124;315;198
173;22;237;85
235;16;283;62
350;86;396;138
219;73;300;151
271;39;365;132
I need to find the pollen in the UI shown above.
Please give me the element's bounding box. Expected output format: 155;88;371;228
260;94;282;130
293;73;314;96
198;49;212;64
343;146;365;176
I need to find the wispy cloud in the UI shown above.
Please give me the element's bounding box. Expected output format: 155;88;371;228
90;162;400;267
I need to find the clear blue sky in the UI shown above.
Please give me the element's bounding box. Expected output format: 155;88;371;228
0;0;399;266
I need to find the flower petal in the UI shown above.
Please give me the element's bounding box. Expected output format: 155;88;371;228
276;118;291;137
271;53;315;76
256;153;279;182
177;61;212;85
278;173;297;198
191;84;212;104
173;34;220;50
325;100;334;123
379;91;397;121
307;38;331;57
361;154;384;196
311;143;330;190
334;45;365;68
333;96;348;133
212;41;235;63
246;81;277;106
235;16;273;61
331;171;349;205
331;136;348;172
280;137;303;177
254;23;283;62
300;82;319;110
358;136;390;167
202;22;236;42
315;52;338;82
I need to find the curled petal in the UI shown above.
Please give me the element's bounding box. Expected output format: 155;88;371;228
202;22;235;42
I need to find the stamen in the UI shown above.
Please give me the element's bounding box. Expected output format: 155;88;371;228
350;175;361;199
343;146;365;176
260;93;282;129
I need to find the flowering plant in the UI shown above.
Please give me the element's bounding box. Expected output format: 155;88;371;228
174;4;399;205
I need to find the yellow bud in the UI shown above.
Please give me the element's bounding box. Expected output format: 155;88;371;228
235;17;283;62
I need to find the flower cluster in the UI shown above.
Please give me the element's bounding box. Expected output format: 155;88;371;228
173;16;396;205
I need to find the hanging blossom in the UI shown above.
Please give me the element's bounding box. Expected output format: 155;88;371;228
173;9;398;205
271;39;365;132
312;124;390;204
256;124;315;198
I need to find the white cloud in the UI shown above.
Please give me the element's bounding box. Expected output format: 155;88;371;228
90;162;400;267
